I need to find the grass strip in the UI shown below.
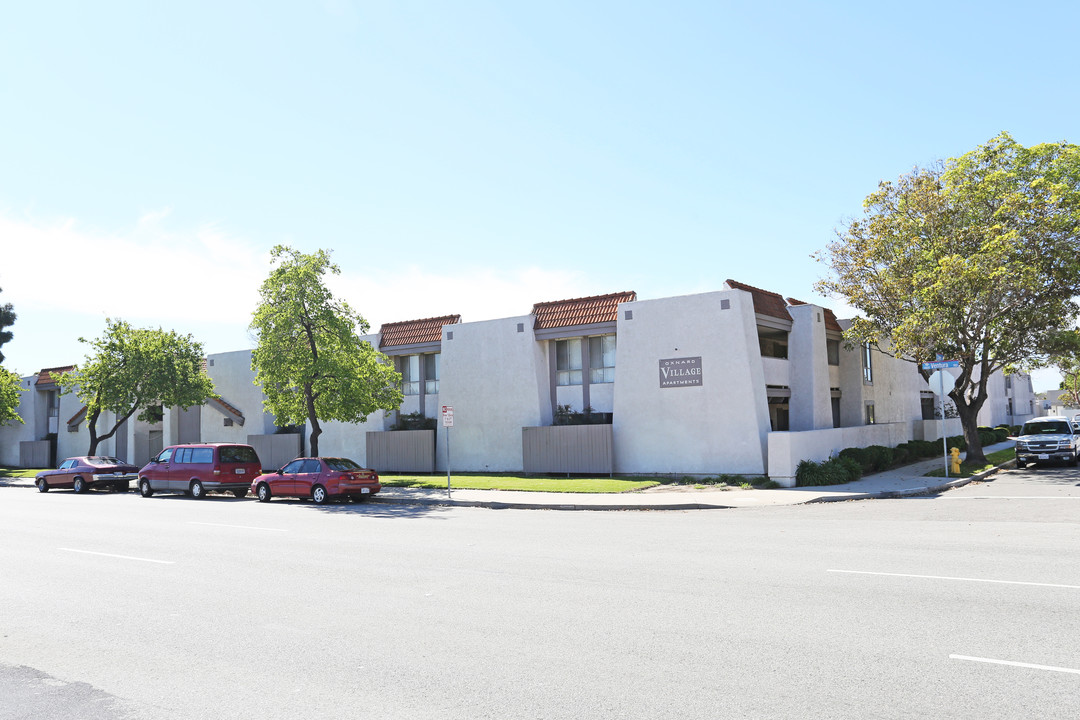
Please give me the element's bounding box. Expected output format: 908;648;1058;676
381;474;659;493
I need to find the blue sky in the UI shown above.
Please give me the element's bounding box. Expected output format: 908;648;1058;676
1;1;1077;390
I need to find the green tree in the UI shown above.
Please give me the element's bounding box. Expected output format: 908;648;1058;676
816;132;1080;464
0;286;14;364
59;319;216;456
0;368;23;426
250;245;402;457
1046;330;1080;408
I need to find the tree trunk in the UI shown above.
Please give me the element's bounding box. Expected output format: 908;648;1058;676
87;407;102;456
305;383;321;457
952;392;988;466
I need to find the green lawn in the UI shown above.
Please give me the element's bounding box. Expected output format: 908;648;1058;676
923;448;1015;479
0;467;43;479
381;474;659;493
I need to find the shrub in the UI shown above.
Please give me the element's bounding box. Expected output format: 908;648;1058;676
795;459;827;486
892;445;911;465
391;412;436;431
838;447;872;472
865;445;893;471
946;435;967;451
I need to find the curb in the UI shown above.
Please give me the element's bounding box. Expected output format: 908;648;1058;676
806;459;1013;503
370;495;736;511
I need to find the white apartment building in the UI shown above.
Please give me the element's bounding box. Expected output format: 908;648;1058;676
1;281;1037;486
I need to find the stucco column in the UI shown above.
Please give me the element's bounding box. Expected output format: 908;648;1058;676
788;304;833;431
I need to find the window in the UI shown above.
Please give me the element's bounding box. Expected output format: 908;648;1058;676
921;397;936;420
282;459;305;474
862;343;873;384
758;328;788;359
60;459;76;470
424;353;440;394
556;339;582;386
1005;375;1013;391
400;355;420;395
832;398;841;428
865;402;876;425
827;339;840;366
589;335;616;384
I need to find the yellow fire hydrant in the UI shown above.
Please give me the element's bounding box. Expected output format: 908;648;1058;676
950;446;962;475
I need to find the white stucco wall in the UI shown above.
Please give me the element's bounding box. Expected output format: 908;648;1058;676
0;375;38;466
436;315;549;472
612;289;771;475
788;303;833;431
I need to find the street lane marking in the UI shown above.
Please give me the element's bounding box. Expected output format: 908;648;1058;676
59;548;174;565
188;521;287;532
950;655;1080;675
827;569;1080;590
938;496;1080;500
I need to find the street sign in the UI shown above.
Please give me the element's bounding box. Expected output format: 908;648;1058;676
927;370;957;395
922;359;960;371
441;405;454;427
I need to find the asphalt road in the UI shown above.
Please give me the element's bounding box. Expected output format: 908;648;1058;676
2;466;1079;719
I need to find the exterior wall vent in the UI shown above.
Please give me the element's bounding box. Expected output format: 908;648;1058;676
624;310;633;320
720;299;730;310
517;323;524;333
447;331;454;340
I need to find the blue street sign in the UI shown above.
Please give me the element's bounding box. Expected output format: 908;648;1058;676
922;359;960;370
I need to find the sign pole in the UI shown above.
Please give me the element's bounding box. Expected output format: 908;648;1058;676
941;371;949;478
441;405;454;499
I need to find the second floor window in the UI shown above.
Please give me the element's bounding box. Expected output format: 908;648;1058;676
862;343;874;384
827;339;840;366
425;353;440;394
589;335;616;384
401;355;420;395
758;328;788;359
556;339;583;386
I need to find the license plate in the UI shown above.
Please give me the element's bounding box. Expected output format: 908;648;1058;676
235;469;246;474
1038;454;1050;460
361;488;370;494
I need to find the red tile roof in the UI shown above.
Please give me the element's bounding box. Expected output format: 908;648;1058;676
724;280;791;322
532;291;637;330
36;366;74;385
209;396;245;420
786;298;844;333
67;405;87;427
379;315;461;347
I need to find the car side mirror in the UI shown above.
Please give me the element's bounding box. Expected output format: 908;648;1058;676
277;469;284;475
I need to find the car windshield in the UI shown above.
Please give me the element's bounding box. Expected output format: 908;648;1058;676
325;458;363;471
85;456;122;466
1021;421;1071;435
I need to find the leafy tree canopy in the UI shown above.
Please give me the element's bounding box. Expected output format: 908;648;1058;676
816;132;1080;462
0;285;15;365
0;368;23;426
59;319;216;455
249;245;402;456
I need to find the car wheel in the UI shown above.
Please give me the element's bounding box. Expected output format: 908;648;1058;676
232;488;248;498
190;480;205;499
1016;461;1025;469
139;479;154;497
312;485;328;504
256;483;272;502
37;479;49;493
72;477;86;494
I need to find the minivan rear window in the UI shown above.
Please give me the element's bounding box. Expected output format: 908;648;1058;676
220;446;259;464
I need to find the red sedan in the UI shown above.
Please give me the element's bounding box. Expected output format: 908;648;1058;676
251;457;381;504
35;456;139;493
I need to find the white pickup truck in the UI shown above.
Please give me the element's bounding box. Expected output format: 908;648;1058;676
1013;416;1080;469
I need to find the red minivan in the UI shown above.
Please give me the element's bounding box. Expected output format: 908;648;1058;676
138;443;262;499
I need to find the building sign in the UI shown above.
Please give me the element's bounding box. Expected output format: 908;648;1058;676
659;357;703;388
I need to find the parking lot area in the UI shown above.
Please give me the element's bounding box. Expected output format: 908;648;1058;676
1;464;1079;719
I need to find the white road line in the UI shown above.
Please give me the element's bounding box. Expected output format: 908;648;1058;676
59;548;174;565
188;521;287;532
938;496;1080;500
827;569;1080;590
950;655;1080;675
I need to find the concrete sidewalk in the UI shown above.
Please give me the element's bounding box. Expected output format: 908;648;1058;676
2;442;1014;511
369;441;1016;511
